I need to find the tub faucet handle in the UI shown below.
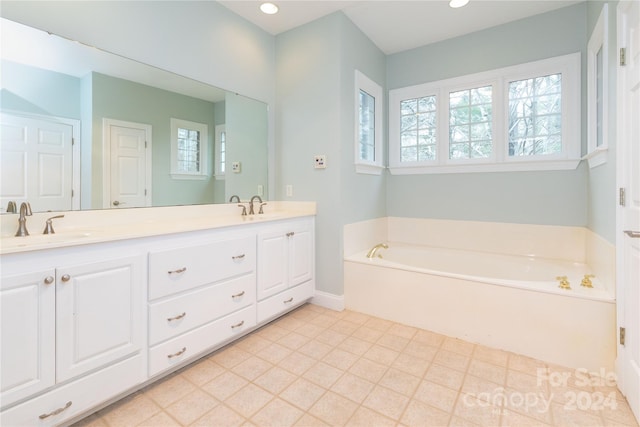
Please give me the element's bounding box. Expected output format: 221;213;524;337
580;274;595;288
556;276;571;290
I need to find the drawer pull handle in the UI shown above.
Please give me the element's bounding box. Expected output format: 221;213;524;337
167;312;186;322
39;401;72;419
283;297;294;304
44;276;54;285
61;274;71;282
286;232;295;237
167;347;187;359
231;320;245;329
231;291;245;298
232;254;245;260
168;267;187;275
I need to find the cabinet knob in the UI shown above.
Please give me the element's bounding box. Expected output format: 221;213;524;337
61;274;71;282
44;276;54;285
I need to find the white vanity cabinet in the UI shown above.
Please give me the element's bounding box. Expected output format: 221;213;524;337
0;248;145;427
257;217;314;323
147;233;257;377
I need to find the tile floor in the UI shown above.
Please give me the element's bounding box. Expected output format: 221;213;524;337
75;304;638;427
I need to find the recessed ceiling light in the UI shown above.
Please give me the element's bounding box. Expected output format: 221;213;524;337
449;0;470;8
260;2;279;14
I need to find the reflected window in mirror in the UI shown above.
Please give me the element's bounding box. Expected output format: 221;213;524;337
215;124;226;180
170;118;209;180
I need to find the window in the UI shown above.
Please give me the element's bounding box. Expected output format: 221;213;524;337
389;53;580;174
355;70;384;174
586;4;609;168
215;124;226;179
170;118;208;180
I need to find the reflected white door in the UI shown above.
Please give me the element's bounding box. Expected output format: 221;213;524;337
0;113;77;212
104;119;151;209
617;0;640;422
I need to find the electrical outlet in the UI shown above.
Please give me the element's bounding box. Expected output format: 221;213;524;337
314;154;327;169
286;185;293;197
231;161;241;173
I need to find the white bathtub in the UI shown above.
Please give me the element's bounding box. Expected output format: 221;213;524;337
344;242;617;371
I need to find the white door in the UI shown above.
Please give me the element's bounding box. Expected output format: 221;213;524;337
0;113;77;212
104;119;151;209
617;0;640;421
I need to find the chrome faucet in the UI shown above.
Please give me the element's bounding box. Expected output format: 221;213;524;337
366;243;388;258
15;202;33;236
249;195;264;215
229;195;240;203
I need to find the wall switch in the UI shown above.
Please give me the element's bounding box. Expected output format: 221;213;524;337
314;154;327;169
231;161;241;173
286;185;293;197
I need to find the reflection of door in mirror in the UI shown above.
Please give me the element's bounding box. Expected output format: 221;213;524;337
103;119;152;209
0;112;80;212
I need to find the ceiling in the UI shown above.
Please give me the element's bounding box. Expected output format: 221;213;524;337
218;0;581;55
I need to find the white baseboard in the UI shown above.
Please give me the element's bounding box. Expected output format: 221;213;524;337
311;291;345;312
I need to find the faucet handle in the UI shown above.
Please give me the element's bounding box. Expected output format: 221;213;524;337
237;204;247;216
259;202;267;214
581;274;595;288
43;215;65;234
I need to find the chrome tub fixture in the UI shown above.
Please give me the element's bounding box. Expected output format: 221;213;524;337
366;243;389;259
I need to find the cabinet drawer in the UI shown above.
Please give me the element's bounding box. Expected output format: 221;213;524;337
0;355;143;427
148;235;255;300
257;280;314;324
149;273;255;346
148;305;256;377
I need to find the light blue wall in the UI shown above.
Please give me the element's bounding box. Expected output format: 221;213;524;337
386;3;589;227
586;1;618;244
276;13;386;296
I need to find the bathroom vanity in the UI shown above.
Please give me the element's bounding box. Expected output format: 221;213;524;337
0;203;316;426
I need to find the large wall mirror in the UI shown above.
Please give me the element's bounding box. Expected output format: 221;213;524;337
0;18;268;213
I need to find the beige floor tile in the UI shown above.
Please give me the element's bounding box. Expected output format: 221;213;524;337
362;385;410;421
280;377;327;411
434;348;471;372
253;366;297;394
225;383;274;418
364;316;394;332
309;391;359;425
392;352;432;378
212;346;253;369
323;347;360;370
298;340;333;360
101;393;161;427
551;402;605;426
277;331;310;350
468;359;507;385
277;351;316;376
258;342;293;364
308;313;339;328
303;361;344;389
329;319;361;335
180;359;226;386
276;315;306;331
473;345;510;367
71;414;107;427
250;398;304;427
442;337;476;357
379;367;422;397
403;340;439;360
315;328;348;347
377;333;410;351
453;394;502;426
201;371;248;401
349;357;389;383
343;311;372;325
501;408;551;426
256;324;289;341
232;355;273;381
506;369;549;394
461;375;505;404
600;396;640;426
363;344;400;365
235;334;272;354
413;380;459;413
137;411;181;427
331;372;375;404
164;389;219;425
388;323;419;339
352;325;385;342
413;329;446;347
143;374;197;407
425;363;466;391
295;322;325;338
502;387;553;424
508;353;547;376
400;399;451;426
449;415;482;426
348;406;397;426
293;413;330;426
337;336;373;356
190;404;245;427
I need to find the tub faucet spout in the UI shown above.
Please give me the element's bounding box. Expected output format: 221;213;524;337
366;243;388;259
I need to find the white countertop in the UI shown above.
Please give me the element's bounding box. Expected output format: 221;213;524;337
0;202;316;255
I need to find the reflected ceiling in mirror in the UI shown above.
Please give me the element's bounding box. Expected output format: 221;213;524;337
0;18;268;213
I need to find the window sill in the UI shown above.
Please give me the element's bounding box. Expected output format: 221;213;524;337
355;163;385;175
388;159;581;175
170;173;208;181
582;147;608;169
215;174;226;181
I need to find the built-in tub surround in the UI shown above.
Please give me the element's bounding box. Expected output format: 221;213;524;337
0;201;316;254
343;217;616;372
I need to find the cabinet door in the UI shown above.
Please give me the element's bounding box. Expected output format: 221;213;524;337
56;256;143;382
289;225;313;287
257;230;288;300
1;270;55;407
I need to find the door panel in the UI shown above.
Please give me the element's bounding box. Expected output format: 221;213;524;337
108;123;148;209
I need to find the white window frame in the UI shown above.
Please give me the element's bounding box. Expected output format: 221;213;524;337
170;118;209;180
585;3;609;168
389;53;581;175
355;70;384;175
215;124;226;180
